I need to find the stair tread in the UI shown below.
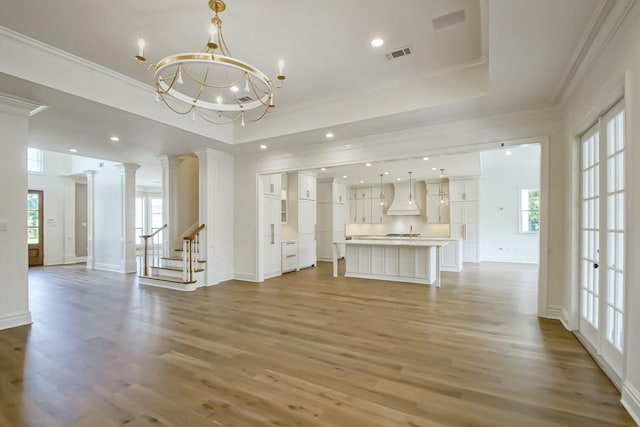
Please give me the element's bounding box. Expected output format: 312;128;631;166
150;266;205;273
160;256;206;263
138;274;196;284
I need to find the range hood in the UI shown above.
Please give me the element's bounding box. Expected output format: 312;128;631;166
387;182;421;215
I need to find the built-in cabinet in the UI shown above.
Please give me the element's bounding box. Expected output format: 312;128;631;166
441;239;463;272
426;181;450;224
317;179;347;261
282;172;317;270
448;178;480;263
281;241;298;273
348;186;384;224
263;173;282;279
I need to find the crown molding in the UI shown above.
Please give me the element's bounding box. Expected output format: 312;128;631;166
553;0;637;105
0;92;46;116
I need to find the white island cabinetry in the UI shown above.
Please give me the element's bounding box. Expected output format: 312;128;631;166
344;239;450;286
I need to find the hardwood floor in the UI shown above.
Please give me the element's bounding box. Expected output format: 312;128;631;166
0;262;633;426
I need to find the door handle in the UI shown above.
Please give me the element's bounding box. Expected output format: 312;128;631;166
270;224;275;244
594;263;599;269
462;224;467;240
270;183;274;193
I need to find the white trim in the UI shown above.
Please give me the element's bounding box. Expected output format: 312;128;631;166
44;257;65;266
574;332;623;390
138;277;198;292
0;92;45;115
94;262;122;273
119;261;138;274
480;257;538;264
0;311;32;331
234;273;258;282
622;382;640;425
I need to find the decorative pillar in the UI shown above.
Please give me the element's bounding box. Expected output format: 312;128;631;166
156;154;182;255
0;94;43;330
116;163;140;273
61;176;77;264
84;170;96;270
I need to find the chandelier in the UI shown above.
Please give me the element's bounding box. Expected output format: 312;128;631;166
134;0;285;126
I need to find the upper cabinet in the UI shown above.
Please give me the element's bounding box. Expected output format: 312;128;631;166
333;182;345;205
263;173;282;196
298;173;317;201
347;186;384;224
426;181;449;224
449;179;479;202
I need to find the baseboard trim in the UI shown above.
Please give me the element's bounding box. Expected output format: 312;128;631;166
94;262;121;273
65;256;87;264
0;311;32;330
622;382;640;425
574;332;623;390
234;273;258;282
479;257;539;264
44;257;65;266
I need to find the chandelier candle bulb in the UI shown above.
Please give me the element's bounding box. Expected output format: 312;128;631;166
137;38;146;60
177;67;183;84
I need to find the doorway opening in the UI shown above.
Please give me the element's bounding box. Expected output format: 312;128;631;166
27;190;44;266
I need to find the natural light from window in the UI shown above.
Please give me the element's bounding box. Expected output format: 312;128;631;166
27;148;43;173
520;189;540;233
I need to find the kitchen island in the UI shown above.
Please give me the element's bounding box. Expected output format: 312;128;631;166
333;238;452;287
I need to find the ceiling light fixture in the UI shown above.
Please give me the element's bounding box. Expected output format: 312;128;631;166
326;132;334;139
432;167;437;171
343;175;348;179
506;150;512;156
423;157;429;161
69;149;78;153
134;0;285;126
110;136;120;142
371;38;384;47
379;174;386;206
439;170;449;206
384;171;389;175
439;168;445;178
259;144;267;149
366;163;372;167
320;168;327;171
397;177;401;181
360;180;364;184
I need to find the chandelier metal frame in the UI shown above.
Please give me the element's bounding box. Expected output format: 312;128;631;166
134;0;285;126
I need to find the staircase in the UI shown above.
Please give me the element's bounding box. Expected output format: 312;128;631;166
138;224;207;291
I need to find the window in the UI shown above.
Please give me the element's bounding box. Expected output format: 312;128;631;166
27;148;44;173
135;192;163;242
520;189;540;233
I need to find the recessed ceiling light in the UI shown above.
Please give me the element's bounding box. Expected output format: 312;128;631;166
259;144;267;149
432;167;437;171
230;86;239;92
359;180;364;184
384;172;389;175
110;136;120;142
343;175;348;179
506;150;512;156
326;132;334;139
371;38;384;47
396;177;401;181
423;157;429;161
344;144;353;148
366;163;372;167
320;168;326;171
69;149;78;153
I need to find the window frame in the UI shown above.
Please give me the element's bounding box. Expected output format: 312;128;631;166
27;147;44;175
519;188;540;234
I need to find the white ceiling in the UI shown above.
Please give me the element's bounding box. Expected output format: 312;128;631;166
0;0;603;178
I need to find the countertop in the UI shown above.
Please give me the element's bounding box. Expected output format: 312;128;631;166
344;238;452;247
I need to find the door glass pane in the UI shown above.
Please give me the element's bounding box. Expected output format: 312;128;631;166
27;227;39;244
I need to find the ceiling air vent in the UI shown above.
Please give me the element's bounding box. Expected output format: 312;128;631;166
432;9;466;30
385;46;412;61
238;96;253;103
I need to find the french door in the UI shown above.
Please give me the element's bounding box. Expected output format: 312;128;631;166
579;100;625;377
27;190;44;266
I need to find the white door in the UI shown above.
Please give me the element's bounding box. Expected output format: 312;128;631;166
579;101;625;377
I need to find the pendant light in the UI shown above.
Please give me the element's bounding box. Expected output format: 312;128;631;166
408;171;413;205
379;174;386;206
439;169;449;205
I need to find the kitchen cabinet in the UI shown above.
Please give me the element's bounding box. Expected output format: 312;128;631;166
263;173;282;196
450;201;479;262
263;193;282;279
281;241;298;273
317;179;347;261
449;179;479;202
348;186;385;224
426;181;449;224
298;173;316;201
441;239;463;272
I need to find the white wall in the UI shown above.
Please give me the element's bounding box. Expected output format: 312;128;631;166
479;145;540;263
93;164;123;272
563;4;640;421
0;99;31;330
27;150;71;265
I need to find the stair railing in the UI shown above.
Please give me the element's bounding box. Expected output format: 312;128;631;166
183;224;206;282
140;224;168;276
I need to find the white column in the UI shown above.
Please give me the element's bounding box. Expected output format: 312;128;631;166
84;170;96;269
0;94;41;330
61;176;77;264
194;148;234;285
116;163;140;273
156;154;182;255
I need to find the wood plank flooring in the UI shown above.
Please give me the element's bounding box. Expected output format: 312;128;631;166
0;262;633;426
